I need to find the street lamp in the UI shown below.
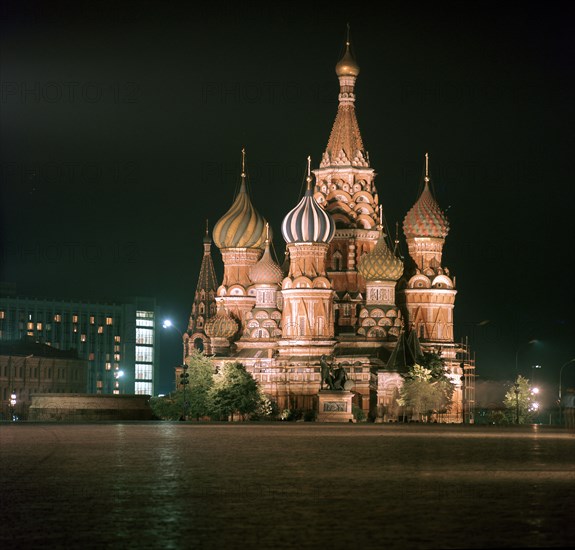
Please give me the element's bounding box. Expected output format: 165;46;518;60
514;382;520;424
163;319;185;362
9;390;17;422
179;363;190;421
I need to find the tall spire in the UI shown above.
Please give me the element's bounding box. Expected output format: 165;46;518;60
185;224;219;356
322;26;367;169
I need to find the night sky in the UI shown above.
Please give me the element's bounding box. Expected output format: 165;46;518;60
1;2;574;395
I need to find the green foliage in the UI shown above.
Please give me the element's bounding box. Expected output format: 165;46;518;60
150;392;182;421
184;350;216;420
352;405;366;422
209;362;261;421
503;374;538;424
250;390;279;421
397;353;455;422
150;350;215;421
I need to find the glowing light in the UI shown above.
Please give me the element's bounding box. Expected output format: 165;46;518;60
163;320;173;328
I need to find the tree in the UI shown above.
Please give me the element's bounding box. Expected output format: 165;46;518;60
397;353;455;422
184;350;216;420
209;362;261;421
149;350;215;421
504;375;537;424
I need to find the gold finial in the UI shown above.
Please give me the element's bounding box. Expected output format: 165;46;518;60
205;219;209;235
241;147;246;178
346;22;351;46
265;222;270;242
394;221;400;253
425;152;430;183
306;156;312;190
378;204;383;227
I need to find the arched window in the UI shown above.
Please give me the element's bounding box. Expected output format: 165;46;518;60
332;250;343;271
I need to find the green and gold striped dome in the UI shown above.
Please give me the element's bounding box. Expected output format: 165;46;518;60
358;234;404;281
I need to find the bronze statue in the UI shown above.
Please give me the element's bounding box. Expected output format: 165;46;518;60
320;355;347;391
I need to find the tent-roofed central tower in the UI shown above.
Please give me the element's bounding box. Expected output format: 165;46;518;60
312;26;381;333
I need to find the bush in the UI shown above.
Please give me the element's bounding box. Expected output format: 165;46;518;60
353;405;366;422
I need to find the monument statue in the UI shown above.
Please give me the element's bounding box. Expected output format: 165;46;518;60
320;355;347;391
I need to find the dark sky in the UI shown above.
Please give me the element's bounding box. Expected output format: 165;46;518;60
1;1;574;394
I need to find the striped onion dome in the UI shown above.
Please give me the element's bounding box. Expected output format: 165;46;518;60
358;234;404;281
205;304;238;339
403;181;449;239
249;240;283;285
282;176;335;244
213;178;267;249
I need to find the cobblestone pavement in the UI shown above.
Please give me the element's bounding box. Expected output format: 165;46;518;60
1;422;574;549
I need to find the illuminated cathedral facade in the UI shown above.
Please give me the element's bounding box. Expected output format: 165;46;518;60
183;37;475;422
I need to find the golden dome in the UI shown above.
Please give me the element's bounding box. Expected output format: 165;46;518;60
335;43;360;77
358;234;404;281
212;178;267;250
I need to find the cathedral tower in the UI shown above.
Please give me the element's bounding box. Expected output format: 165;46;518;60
357;206;404;340
279;158;336;358
184;222;218;357
398;153;456;343
312;29;380;331
212;149;267;335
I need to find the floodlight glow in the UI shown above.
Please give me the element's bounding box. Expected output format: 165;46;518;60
532;387;539;394
163;320;173;328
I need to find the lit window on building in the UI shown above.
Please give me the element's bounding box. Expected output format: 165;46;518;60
36;322;42;331
0;311;4;319
106;362;111;370
135;364;152;379
114;335;121;342
54;314;61;322
135;381;152;395
98;326;103;334
27;322;34;330
81;334;87;342
72;315;78;323
90;316;95;324
106;317;113;325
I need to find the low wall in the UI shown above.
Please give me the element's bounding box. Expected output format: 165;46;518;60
28;393;153;422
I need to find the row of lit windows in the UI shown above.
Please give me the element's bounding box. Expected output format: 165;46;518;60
135;381;152;395
135;364;152;380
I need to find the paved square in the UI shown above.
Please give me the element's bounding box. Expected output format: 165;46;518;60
1;423;573;548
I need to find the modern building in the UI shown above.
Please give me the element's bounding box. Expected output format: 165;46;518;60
0;294;160;397
184;35;475;421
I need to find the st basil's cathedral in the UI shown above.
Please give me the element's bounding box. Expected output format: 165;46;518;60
181;35;475;422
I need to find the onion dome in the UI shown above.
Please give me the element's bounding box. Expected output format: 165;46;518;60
249;232;283;285
335;40;360;77
282;158;335;244
358;234;404;281
213;149;267;250
205;303;238;339
403;154;449;239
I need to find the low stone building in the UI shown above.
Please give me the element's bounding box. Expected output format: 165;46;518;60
0;340;88;420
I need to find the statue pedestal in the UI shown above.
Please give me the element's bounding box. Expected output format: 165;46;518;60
317;390;354;423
